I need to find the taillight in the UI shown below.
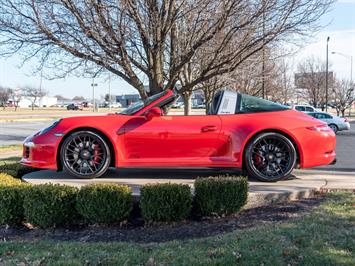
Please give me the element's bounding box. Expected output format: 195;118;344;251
306;124;332;132
343;118;348;122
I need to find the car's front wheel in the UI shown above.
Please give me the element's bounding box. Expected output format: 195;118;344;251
61;131;111;179
245;132;297;182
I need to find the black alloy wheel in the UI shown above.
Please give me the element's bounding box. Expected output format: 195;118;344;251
61;131;111;178
245;132;296;182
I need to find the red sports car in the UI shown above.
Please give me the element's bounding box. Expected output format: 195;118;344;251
21;90;336;182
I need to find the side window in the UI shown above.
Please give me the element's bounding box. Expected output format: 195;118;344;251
324;114;332;119
308;113;316;118
295;106;305;111
218;91;238;115
305;107;314;112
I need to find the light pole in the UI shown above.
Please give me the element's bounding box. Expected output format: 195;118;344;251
331;51;353;82
332;51;354;116
108;73;112;111
325;36;330;112
91;78;98;112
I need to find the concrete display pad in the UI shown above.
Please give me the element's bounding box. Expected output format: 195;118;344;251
23;168;355;210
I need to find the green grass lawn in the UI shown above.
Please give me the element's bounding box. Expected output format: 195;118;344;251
0;145;22;153
0;193;353;265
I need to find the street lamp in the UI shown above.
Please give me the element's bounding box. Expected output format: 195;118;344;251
91;78;98;112
331;51;353;82
325;36;330;112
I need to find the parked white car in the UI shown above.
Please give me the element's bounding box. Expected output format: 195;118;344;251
306;112;350;134
109;102;122;108
293;105;317;112
172;102;184;108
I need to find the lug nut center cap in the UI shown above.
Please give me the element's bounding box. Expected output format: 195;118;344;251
80;150;91;159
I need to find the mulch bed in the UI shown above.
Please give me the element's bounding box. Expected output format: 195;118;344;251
0;197;323;243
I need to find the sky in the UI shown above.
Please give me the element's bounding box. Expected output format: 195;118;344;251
0;0;354;99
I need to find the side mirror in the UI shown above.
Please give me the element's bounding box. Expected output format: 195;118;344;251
145;107;162;120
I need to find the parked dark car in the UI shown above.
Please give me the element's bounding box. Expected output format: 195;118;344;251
67;103;82;110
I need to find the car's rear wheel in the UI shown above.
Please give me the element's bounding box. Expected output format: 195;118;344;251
329;124;338;134
245;132;297;182
61;131;110;179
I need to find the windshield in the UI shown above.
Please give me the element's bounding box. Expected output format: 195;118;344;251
119;91;167;115
239;94;290;113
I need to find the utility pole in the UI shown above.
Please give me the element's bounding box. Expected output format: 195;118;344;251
331;51;353;116
261;0;266;99
331;51;353;82
91;78;98;112
325;36;330;112
39;67;43;107
108;73;112;111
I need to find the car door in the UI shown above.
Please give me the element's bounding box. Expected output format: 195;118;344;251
121;114;222;165
162;115;222;161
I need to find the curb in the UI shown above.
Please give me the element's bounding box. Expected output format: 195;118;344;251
244;189;317;209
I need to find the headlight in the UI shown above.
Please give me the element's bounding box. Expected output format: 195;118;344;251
38;119;62;135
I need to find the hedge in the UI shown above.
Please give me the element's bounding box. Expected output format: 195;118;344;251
23;184;78;228
194;176;248;216
76;184;133;224
0;185;28;224
140;183;192;222
0;173;23;186
0;160;36;179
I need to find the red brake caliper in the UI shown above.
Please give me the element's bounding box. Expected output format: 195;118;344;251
93;144;100;164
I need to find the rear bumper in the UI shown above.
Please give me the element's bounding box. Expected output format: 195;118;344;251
294;127;336;168
339;122;351;131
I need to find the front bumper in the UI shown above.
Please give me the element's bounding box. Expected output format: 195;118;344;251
20;135;60;170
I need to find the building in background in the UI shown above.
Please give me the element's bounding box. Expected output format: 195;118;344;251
116;94;140;107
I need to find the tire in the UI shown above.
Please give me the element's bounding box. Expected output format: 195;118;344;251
329;124;338;134
245;132;297;182
61;130;111;179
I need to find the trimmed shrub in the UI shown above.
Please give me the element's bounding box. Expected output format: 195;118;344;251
194;176;248;216
0;173;23;186
0;161;36;179
23;184;78;228
76;184;133;224
0;185;29;224
140;183;192;222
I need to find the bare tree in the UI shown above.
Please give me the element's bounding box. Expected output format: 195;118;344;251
0;87;12;110
72;96;85;101
10;89;22;111
296;57;332;110
267;58;295;105
0;0;333;104
332;79;355;117
22;87;46;110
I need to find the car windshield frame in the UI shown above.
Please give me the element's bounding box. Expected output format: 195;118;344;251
118;91;167;115
237;93;290;113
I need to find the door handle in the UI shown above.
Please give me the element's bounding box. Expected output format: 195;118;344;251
201;125;218;132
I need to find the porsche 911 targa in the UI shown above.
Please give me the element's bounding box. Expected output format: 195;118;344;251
21;90;336;182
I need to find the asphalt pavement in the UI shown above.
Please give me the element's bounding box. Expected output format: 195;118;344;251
1;120;354;172
0;120;52;145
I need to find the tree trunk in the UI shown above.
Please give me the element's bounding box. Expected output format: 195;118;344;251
182;92;191;116
341;109;345;117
